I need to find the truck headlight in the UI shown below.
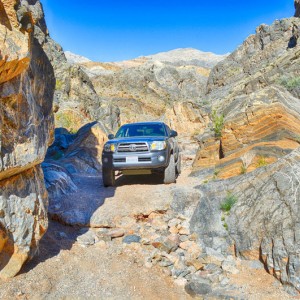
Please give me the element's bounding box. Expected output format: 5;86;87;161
104;143;116;152
150;141;166;151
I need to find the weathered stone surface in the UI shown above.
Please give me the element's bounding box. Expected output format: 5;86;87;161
0;166;48;278
191;148;300;292
0;0;54;277
193;18;300;179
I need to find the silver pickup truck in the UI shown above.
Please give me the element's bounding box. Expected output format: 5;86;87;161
101;122;181;186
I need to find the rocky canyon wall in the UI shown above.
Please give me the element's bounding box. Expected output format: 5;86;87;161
0;0;54;278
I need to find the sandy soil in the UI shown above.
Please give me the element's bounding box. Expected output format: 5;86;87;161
0;158;297;299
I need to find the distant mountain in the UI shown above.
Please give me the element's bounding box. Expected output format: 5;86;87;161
64;51;91;64
61;48;228;133
146;48;228;68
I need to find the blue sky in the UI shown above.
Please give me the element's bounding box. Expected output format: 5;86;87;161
42;0;294;62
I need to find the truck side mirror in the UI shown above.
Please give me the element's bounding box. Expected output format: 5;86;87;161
170;130;178;138
108;134;115;140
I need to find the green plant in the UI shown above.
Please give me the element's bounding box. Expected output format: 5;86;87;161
212;110;224;138
279;76;300;90
223;223;228;231
240;164;247;174
220;192;237;212
55;79;64;91
55;111;82;133
257;156;268;167
213;168;220;179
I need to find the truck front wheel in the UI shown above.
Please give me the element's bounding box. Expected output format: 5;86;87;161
163;154;176;184
102;168;115;187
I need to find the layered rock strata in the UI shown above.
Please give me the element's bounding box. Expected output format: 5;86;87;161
0;0;54;277
193;18;300;179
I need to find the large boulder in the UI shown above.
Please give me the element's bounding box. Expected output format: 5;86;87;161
190;148;300;293
0;0;54;277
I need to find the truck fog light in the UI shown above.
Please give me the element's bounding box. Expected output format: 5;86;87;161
103;158;108;163
158;155;165;162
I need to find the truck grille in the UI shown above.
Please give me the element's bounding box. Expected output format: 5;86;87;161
117;142;149;153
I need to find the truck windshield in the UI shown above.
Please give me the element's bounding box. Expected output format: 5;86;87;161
115;124;167;138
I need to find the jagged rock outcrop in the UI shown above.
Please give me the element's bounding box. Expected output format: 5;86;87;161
295;0;300;17
193;18;300;179
0;0;54;277
190;148;300;294
191;15;300;295
66;48;225;135
90;50;221;135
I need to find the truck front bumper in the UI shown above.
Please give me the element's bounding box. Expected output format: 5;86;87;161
102;150;169;171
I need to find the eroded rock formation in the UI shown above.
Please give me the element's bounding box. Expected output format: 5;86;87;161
193;18;300;179
0;0;54;277
191;16;300;294
191;148;300;294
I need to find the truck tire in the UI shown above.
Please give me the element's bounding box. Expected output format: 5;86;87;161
176;153;182;175
102;168;115;187
163;154;176;184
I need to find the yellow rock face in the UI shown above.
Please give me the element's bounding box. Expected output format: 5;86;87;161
193;97;300;179
0;0;53;278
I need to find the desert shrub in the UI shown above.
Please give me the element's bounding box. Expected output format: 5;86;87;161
220;192;237;212
279;76;300;90
55;110;82;133
212;110;224;138
55;79;64;91
257;155;268;167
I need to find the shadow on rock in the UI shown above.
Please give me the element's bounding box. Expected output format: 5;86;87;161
20;122;116;273
115;173;163;186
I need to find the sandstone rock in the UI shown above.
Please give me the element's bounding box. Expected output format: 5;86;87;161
193;18;300;179
0;0;54;277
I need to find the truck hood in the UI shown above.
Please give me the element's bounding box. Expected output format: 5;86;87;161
107;137;167;144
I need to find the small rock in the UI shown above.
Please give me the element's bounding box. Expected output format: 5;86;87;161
174;277;187;287
122;235;141;244
145;261;153;269
179;235;189;242
189;233;198;241
185;281;212;296
179;240;197;251
168;218;181;228
106;228;125;238
169;226;179;234
149;218;168;231
220;277;230;287
159;257;173;267
186;257;204;271
222;260;239;274
96;231;112;242
77;231;96;246
96;240;108;250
